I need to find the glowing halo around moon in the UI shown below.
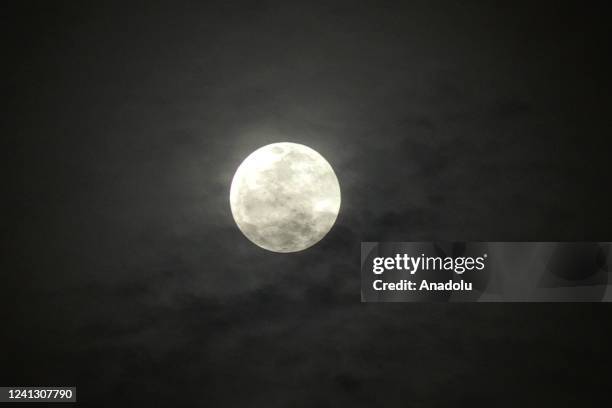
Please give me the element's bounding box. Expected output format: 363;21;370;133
230;142;341;252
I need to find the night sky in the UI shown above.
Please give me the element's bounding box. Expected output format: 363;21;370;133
4;1;612;406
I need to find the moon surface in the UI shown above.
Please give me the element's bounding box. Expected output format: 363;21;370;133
230;142;341;252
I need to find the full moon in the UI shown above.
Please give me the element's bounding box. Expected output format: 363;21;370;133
230;142;341;252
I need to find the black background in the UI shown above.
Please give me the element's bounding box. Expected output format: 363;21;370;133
3;1;611;406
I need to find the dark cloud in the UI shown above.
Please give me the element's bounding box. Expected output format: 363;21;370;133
3;0;612;406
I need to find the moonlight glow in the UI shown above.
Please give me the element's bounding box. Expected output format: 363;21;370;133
230;142;341;252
